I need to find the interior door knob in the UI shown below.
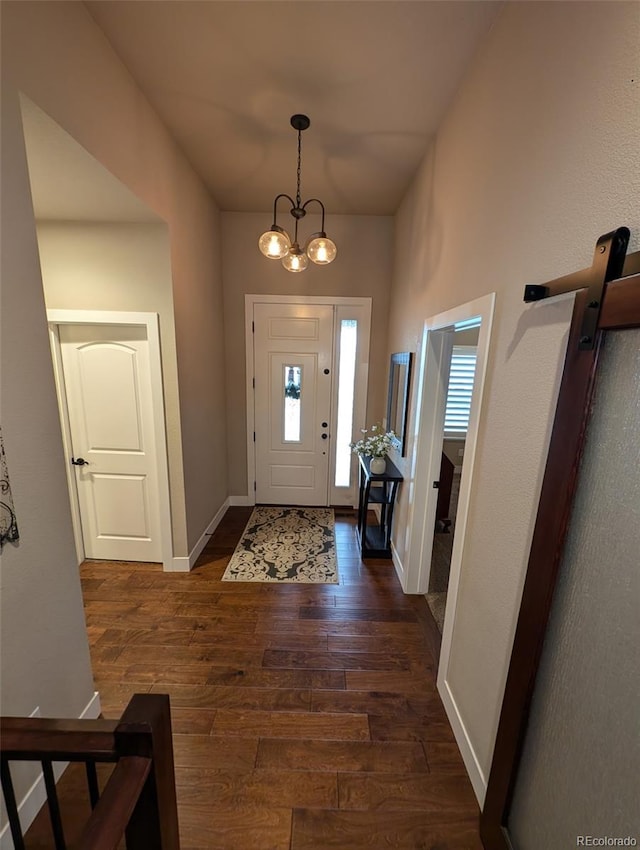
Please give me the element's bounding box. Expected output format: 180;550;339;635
321;433;328;440
71;457;89;466
321;421;328;428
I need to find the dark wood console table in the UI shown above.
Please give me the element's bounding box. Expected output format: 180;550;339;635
356;455;403;558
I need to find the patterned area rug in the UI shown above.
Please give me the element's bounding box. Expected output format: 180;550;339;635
222;507;338;583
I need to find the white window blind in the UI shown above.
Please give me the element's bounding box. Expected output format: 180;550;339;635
444;346;477;436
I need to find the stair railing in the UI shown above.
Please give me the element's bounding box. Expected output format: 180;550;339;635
1;693;179;850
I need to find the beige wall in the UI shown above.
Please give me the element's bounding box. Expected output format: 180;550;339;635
387;1;640;791
0;80;96;794
2;0;228;556
221;212;394;496
36;221;189;554
0;0;228;781
443;439;464;468
452;328;479;347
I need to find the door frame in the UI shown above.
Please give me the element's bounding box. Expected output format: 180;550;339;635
404;292;494;801
245;295;372;507
47;309;173;571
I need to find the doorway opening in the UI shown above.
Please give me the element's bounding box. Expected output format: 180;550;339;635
48;311;173;570
20;95;182;570
403;292;494;803
427;331;479;633
405;296;494;637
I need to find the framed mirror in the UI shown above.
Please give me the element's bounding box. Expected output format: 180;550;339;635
386;352;413;456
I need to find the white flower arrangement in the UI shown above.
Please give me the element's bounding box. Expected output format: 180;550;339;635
350;424;396;458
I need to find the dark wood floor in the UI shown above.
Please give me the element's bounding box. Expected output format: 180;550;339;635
26;507;481;849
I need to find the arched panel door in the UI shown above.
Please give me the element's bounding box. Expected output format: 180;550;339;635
59;324;163;562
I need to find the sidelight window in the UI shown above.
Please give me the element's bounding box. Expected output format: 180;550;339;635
334;320;358;487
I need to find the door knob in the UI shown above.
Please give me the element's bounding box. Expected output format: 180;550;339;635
321;433;328;440
321;421;328;428
71;457;89;466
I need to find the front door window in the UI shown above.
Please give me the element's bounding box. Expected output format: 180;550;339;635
283;365;302;443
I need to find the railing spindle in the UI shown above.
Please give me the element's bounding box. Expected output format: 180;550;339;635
0;759;26;850
42;759;66;850
85;760;100;809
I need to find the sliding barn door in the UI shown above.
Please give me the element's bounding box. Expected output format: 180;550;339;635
481;233;638;849
508;321;639;846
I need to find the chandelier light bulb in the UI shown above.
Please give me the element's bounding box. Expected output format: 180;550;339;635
307;235;337;265
282;246;309;273
258;228;290;259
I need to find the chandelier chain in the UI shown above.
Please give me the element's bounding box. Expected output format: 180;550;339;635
296;129;302;209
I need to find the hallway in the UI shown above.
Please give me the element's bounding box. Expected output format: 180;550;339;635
30;508;481;849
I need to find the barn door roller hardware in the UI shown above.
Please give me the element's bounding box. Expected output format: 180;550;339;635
523;227;630;350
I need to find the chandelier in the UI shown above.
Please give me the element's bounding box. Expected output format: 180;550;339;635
258;114;337;273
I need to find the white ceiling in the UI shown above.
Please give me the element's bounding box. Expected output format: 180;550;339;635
86;0;502;215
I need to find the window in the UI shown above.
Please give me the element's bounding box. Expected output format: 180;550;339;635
283;365;302;442
444;346;477;437
334;319;358;487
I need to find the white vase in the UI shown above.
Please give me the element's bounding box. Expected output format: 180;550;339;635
370;456;387;475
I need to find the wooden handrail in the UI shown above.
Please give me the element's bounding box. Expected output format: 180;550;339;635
0;718;118;761
0;694;180;850
75;756;151;850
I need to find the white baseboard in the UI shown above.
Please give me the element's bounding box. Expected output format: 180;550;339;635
391;540;405;588
0;691;101;850
168;499;230;572
228;495;251;506
80;690;102;720
168;555;190;572
437;677;487;806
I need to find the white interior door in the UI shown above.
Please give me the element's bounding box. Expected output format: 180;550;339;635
59;324;162;561
254;303;333;505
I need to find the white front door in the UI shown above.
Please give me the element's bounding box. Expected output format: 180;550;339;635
59;324;163;561
254;303;334;505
